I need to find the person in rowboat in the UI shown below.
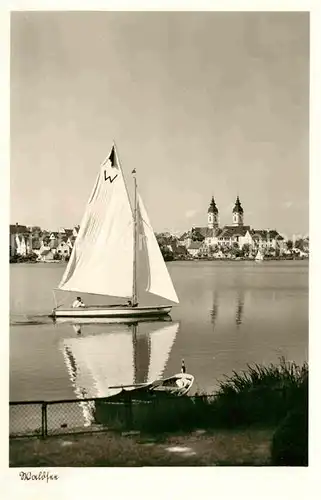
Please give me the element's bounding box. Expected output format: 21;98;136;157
72;296;85;308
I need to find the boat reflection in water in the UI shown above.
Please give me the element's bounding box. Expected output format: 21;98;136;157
60;318;179;426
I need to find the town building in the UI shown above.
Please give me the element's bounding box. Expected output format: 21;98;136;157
38;247;56;262
179;196;285;257
186;241;203;257
56;240;71;259
9;223;81;260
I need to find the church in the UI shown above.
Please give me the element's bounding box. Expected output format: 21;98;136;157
179;196;284;255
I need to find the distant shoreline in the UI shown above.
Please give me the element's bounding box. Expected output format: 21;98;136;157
10;256;309;264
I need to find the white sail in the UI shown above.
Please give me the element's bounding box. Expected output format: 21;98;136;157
137;194;179;303
255;249;264;261
147;322;179;382
58;146;134;298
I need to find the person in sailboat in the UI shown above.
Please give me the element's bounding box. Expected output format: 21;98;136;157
126;300;138;307
72;296;85;308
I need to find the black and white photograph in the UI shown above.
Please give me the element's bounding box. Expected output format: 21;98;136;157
7;6;311;476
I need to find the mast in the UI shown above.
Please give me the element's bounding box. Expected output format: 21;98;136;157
132;169;138;306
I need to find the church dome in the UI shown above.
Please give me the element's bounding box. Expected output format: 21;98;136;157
208;196;218;214
233;196;243;214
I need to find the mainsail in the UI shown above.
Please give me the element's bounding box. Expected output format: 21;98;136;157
58;146;134;298
138;194;179;303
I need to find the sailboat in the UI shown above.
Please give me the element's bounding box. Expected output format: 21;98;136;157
50;144;179;319
255;249;264;261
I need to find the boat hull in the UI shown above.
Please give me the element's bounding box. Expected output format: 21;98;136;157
150;373;194;397
54;315;172;325
51;305;172;319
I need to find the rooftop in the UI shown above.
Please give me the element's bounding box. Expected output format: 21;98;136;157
219;225;251;238
188;241;203;250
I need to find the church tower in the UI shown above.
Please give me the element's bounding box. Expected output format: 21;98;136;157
232;196;244;226
208;196;219;229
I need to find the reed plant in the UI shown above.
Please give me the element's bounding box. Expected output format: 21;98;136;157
209;357;308;427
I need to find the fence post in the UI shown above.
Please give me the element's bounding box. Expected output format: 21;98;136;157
41;402;48;438
124;393;133;430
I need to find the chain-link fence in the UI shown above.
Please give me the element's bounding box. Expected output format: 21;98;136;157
10;401;45;438
10;397;127;438
10;394;211;438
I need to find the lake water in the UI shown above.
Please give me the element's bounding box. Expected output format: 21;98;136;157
10;261;308;402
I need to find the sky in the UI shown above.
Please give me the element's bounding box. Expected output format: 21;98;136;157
10;11;309;236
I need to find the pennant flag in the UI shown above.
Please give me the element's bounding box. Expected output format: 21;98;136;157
102;145;117;168
108;146;116;167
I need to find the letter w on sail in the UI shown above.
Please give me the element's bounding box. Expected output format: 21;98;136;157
104;170;118;183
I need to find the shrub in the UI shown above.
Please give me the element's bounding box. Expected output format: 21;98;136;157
271;407;308;466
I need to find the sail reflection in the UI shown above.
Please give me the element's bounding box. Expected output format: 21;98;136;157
61;320;179;425
132;324;150;385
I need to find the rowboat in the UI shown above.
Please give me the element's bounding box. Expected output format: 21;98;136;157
100;373;194;402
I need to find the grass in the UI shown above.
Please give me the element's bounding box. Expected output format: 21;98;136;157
10;428;273;467
208;357;308;427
